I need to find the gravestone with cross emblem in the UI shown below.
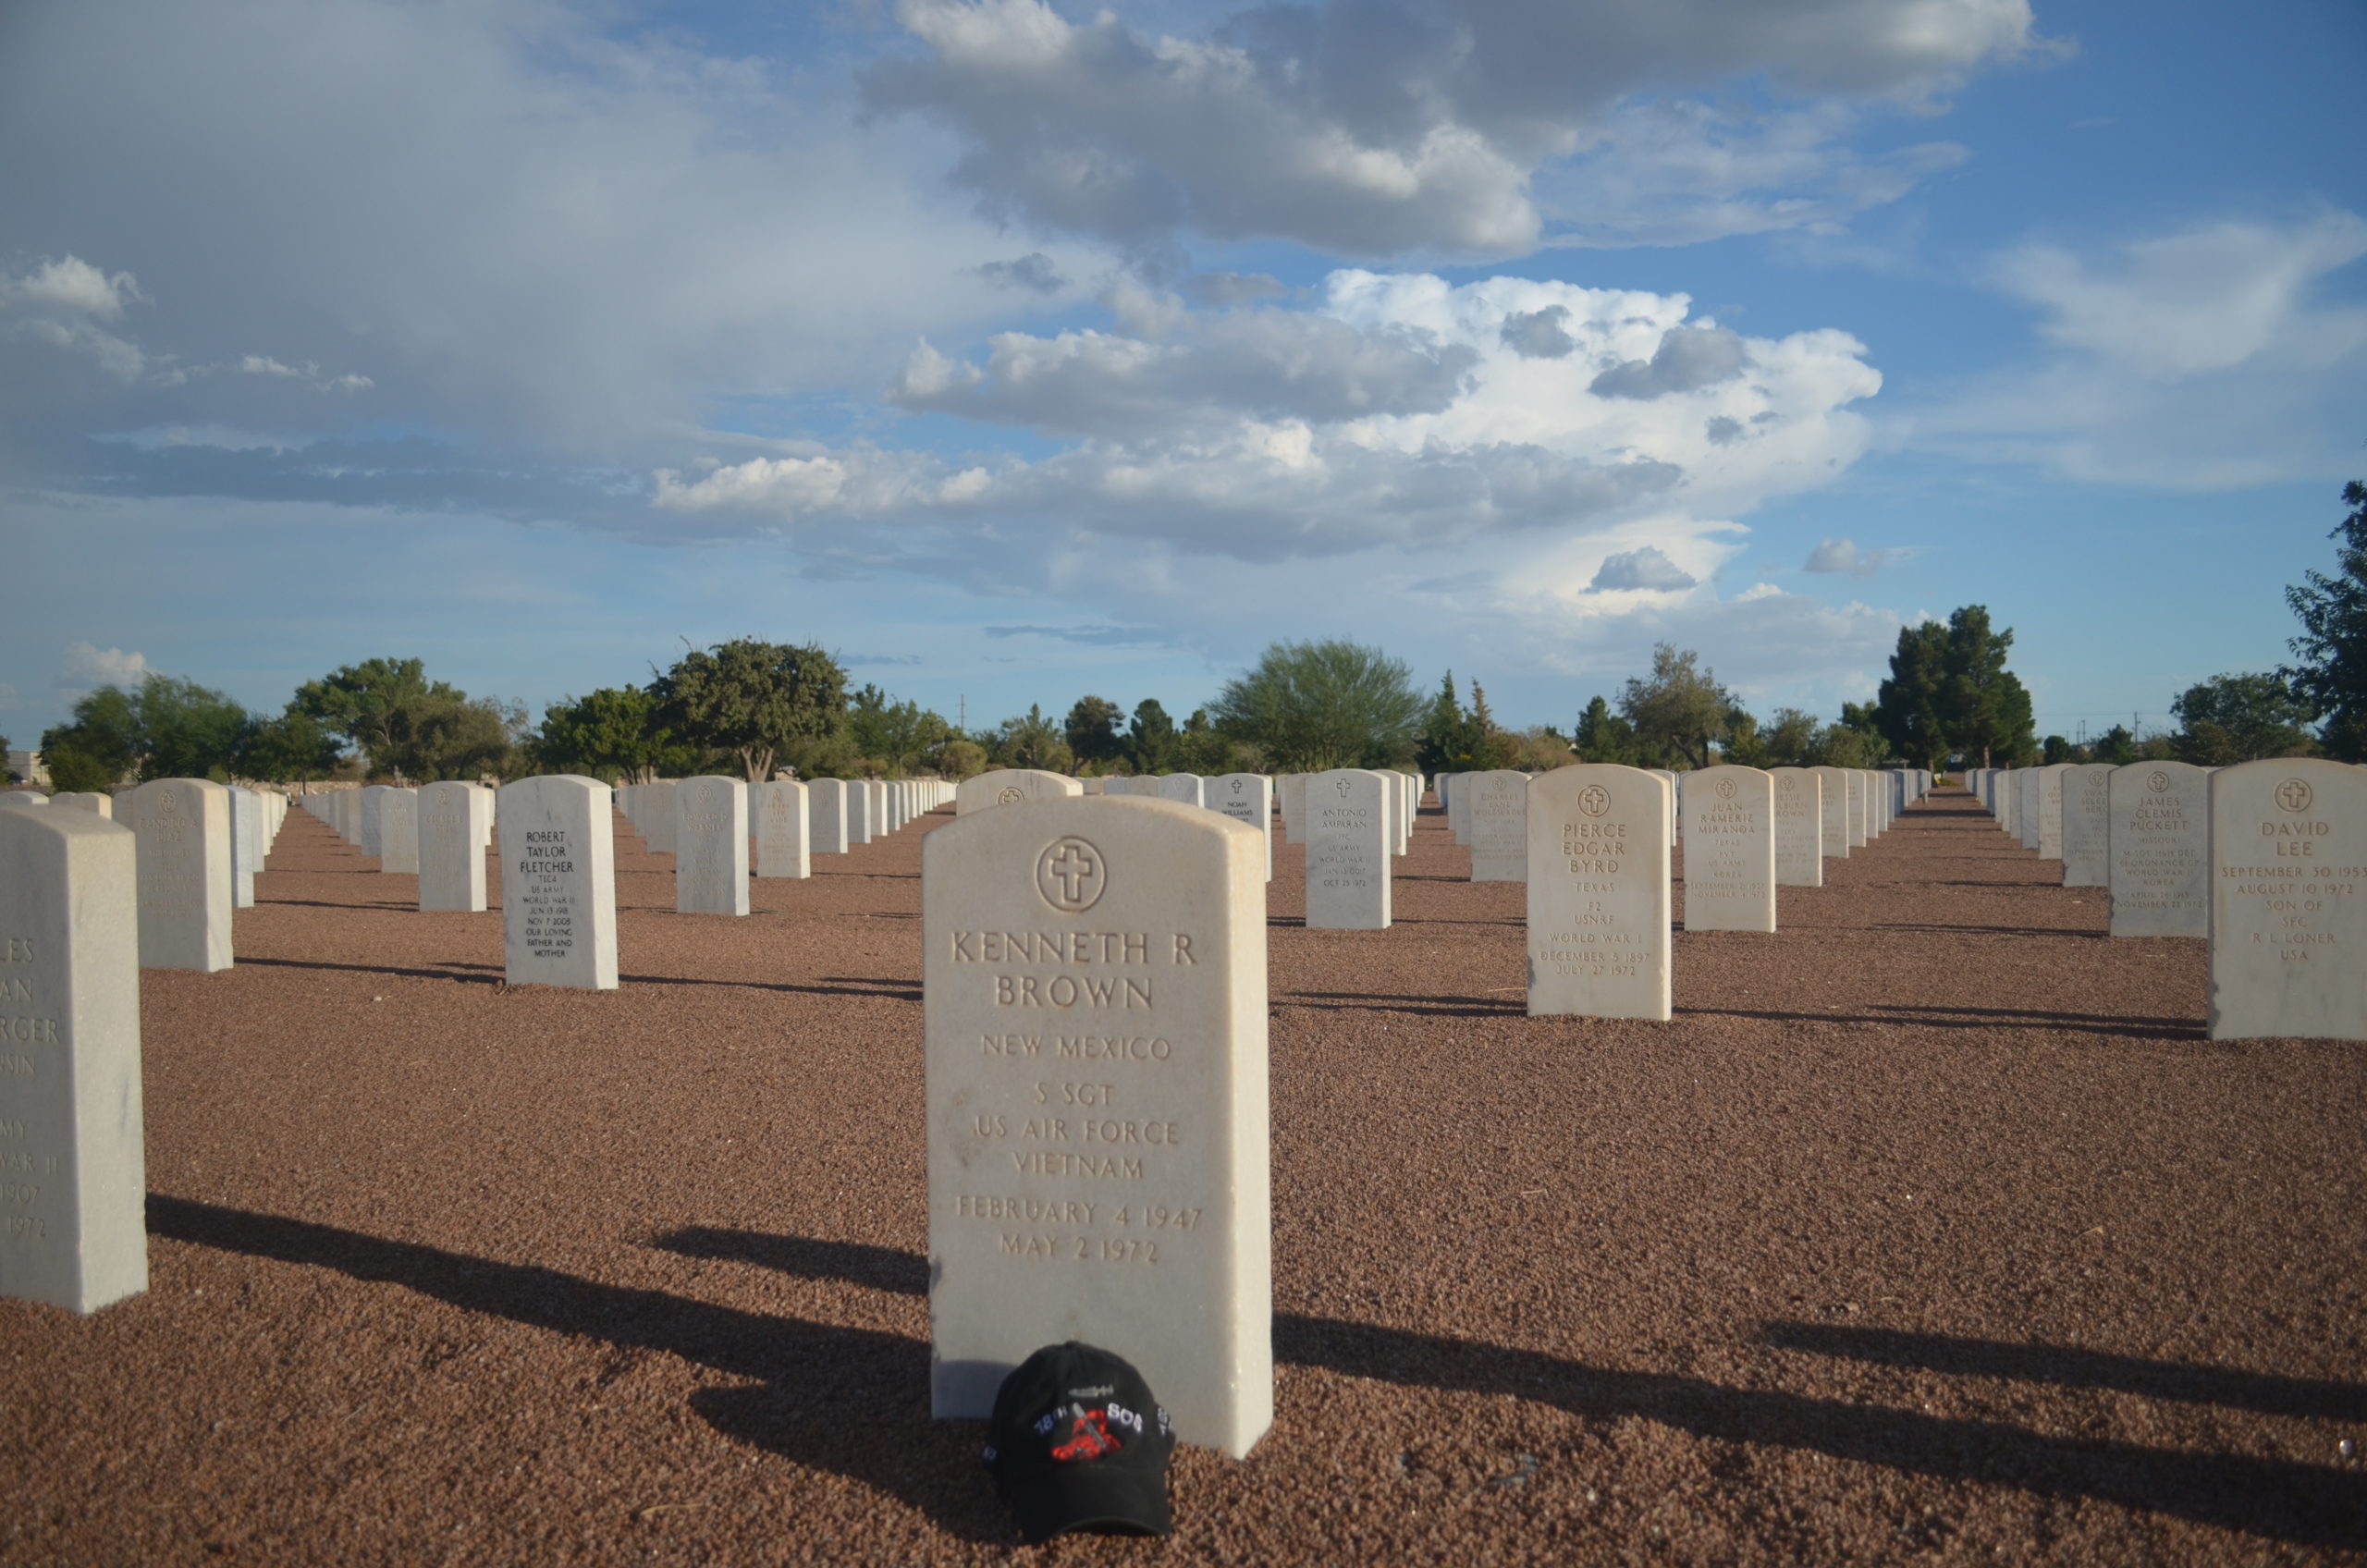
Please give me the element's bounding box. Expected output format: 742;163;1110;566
674;776;750;916
753;779;812;879
923;794;1271;1457
1768;766;1822;888
117;778;233;973
1306;769;1391;929
1210;773;1272;879
1527;766;1672;1019
956;768;1084;815
1466;770;1528;882
2207;759;2366;1040
0;804;147;1314
2107;761;2209;937
497;776;619;989
1680;765;1775;931
418;781;491;913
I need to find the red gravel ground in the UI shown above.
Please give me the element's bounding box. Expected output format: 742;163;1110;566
6;786;2364;1565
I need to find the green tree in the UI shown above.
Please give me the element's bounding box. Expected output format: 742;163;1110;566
936;738;987;780
41;684;143;790
1721;705;1768;767
1417;672;1507;773
990;704;1075;772
1871;619;1951;770
2171;672;2315;765
1176;708;1264;776
2041;733;2071;765
239;707;343;783
648;638;846;782
1126;699;1179;774
2284;480;2367;761
1572;695;1640;766
847;685;951;777
535;687;691;783
2092;724;2140;766
1063;696;1127;767
1618;643;1731;769
1934;606;2035;767
1207;640;1423;772
1755;706;1821;767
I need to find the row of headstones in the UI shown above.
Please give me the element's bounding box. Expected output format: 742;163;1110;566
921;763;1935;1456
2;779;292;973
1961;760;2365;1041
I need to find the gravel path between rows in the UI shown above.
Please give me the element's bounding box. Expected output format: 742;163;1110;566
6;787;2364;1565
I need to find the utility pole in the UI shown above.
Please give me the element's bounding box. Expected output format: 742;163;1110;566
959;694;966;731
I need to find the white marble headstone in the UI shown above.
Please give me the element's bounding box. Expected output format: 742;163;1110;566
1527;766;1672;1019
753;780;812;879
1305;770;1391;930
674;776;751;916
924;795;1271;1457
497;776;619;989
1465;770;1528;882
118;779;233;973
2108;762;2209;938
1768;767;1822;888
2208;759;2366;1040
418;781;491;913
1681;765;1775;932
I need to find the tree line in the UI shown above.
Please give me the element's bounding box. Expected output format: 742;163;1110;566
18;482;2361;789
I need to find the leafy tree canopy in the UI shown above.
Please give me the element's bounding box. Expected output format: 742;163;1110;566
1573;694;1640;766
1870;606;2035;769
1417;672;1510;773
1208;639;1422;772
239;707;343;783
2284;479;2367;761
847;684;951;778
535;687;693;784
989;704;1074;773
291;656;519;780
1127;698;1178;774
649;638;846;782
1617;643;1731;769
43;675;250;787
1063;696;1126;766
2171;672;2316;765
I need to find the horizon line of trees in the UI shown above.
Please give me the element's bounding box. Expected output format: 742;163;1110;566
19;481;2362;791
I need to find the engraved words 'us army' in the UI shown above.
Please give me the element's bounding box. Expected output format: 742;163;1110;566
1036;837;1108;915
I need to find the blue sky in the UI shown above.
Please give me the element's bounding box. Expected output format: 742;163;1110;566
4;0;2362;750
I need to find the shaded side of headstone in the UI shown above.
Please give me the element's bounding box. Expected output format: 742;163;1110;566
0;806;146;1313
2108;762;2209;938
1210;773;1272;880
1681;765;1775;932
377;787;420;875
1305;770;1390;930
1845;771;1868;850
1527;766;1672;1019
924;796;1271;1457
119;779;233;973
675;776;751;916
1810;766;1850;859
1648;770;1678;848
418;782;491;913
497;777;619;989
227;787;258;910
2061;763;2116;887
811;779;851;854
1466;770;1528;882
644;780;679;856
2208;759;2367;1040
1769;767;1822;888
754;780;812;879
2036;763;2070;861
1278;774;1304;844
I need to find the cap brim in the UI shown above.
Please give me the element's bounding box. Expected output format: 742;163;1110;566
1003;1466;1172;1544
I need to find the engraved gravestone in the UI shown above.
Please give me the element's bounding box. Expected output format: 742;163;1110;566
2108;762;2209;938
226;787;258;909
1466;770;1528;882
957;769;1082;815
51;793;112;817
1681;766;1775;932
376;786;419;876
497;776;619;989
644;779;679;856
118;779;233;973
2018;767;2042;850
754;780;812;879
0;806;146;1314
2208;760;2366;1040
924;795;1271;1457
1769;766;1822;888
418;781;491;913
2061;764;2116;887
0;792;46;810
1306;770;1391;930
675;776;750;916
1527;766;1672;1019
846;778;875;846
1210;773;1272;879
358;784;387;856
1845;770;1868;850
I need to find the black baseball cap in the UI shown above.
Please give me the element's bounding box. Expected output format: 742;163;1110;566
984;1341;1176;1542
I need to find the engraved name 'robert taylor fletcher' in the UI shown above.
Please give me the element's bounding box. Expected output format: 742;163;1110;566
924;795;1271;1458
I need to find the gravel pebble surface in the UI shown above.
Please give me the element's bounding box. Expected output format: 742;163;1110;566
6;786;2365;1564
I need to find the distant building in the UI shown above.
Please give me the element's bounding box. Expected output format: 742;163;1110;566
5;750;47;786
